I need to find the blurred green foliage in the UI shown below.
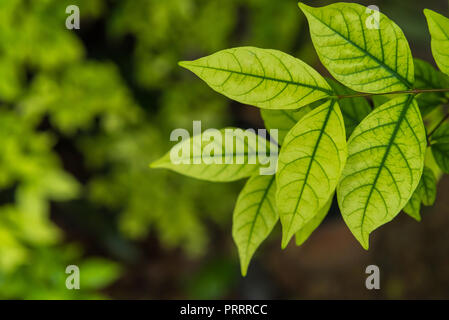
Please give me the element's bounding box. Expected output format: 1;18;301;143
0;0;305;298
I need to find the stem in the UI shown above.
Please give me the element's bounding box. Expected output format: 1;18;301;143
333;88;449;100
427;112;449;140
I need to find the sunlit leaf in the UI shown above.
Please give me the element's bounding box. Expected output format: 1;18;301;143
232;175;277;276
151;128;277;182
277;100;346;248
261;106;312;145
295;194;333;246
337;96;426;249
424;9;449;75
299;2;414;93
179;47;332;109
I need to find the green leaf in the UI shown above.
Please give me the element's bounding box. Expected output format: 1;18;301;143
372;95;391;108
299;2;414;93
426;146;443;180
419;167;437;206
151;128;277;182
261;106;312;145
403;166;437;221
424;9;449;75
326;79;371;137
295;194;333;246
337;95;426;249
179;47;332;109
414;58;449;90
232;175;277;276
403;190;422;221
414;58;449;117
430;122;449;173
276;100;347;248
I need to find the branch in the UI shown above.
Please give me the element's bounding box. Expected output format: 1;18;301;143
333;88;449;100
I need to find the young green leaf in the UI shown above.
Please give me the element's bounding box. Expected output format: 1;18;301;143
276;100;347;248
151;128;277;182
424;9;449;75
179;47;333;109
414;58;449;117
232;175;277;276
261;106;312;145
295;194;333;246
326;79;372;137
430;122;449;173
299;2;414;93
337;95;426;249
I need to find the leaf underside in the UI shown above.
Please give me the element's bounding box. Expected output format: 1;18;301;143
337;95;426;249
295;193;334;246
151;128;275;182
299;2;414;93
277;99;347;248
232;175;277;276
261;106;313;145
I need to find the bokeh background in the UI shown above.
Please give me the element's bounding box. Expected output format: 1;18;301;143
0;0;448;299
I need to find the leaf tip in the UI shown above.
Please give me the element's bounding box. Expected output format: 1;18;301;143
360;238;370;250
149;157;165;169
295;236;305;247
281;233;292;249
423;8;438;22
410;213;422;222
178;61;191;69
297;2;311;12
240;263;248;277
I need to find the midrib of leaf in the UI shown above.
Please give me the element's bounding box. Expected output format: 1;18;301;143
285;99;336;238
306;10;413;89
182;63;334;96
359;95;414;233
245;175;275;258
